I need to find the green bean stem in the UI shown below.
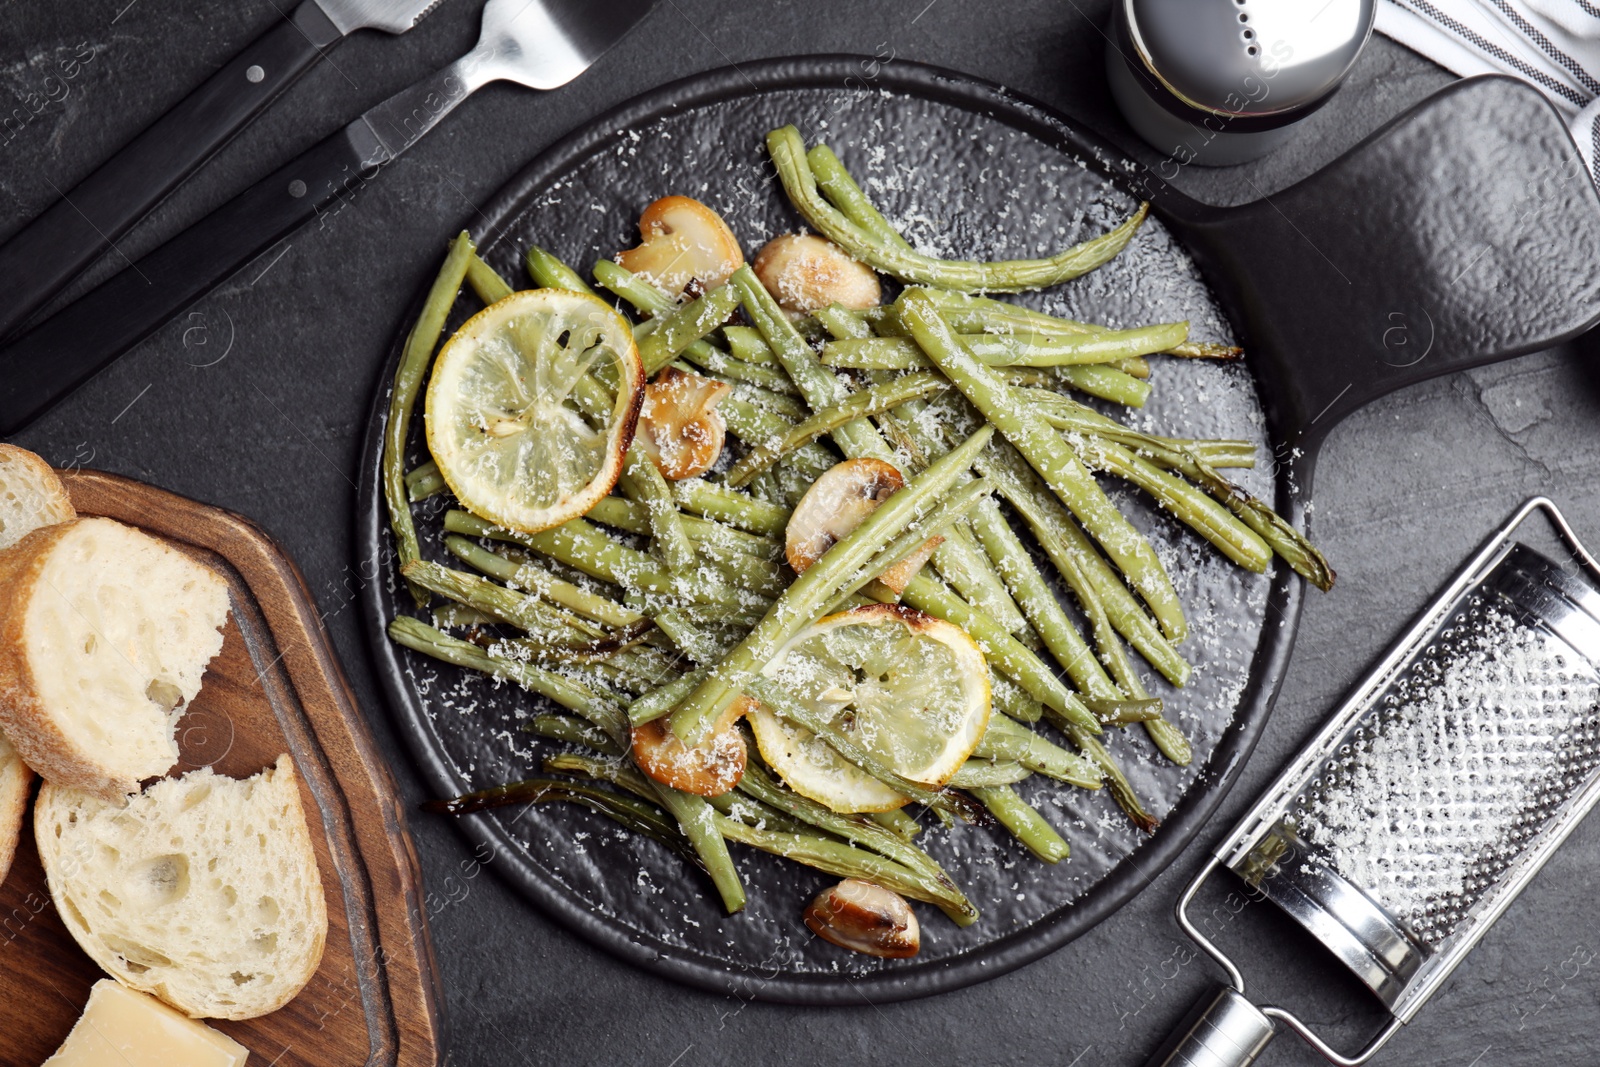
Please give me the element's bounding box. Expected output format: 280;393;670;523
445;510;756;610
737;267;1029;634
920;288;1238;361
443;536;644;629
1076;436;1271;573
401;560;604;643
977;443;1191;689
990;671;1046;723
426;777;710;874
718;395;839;478
927;521;1033;637
677;345;802;398
526;245;598;295
713;815;972;924
736;761;970;910
1045;365;1151;408
969;495;1115;698
869;807;922;840
588;497;780;560
465;253;514;304
1019;390;1329;588
722;325;780;364
731;265;897;464
593;260;804;417
1174;457;1335;591
407;469;446;503
1048;709;1159;833
656;785;748;913
823;323;1187;371
673;479;791;537
619;446;699;575
1083;697;1165;725
1019;388;1256;468
806;144;917;251
527;715;625;756
949;760;1032;788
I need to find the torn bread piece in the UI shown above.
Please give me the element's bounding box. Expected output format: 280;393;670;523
0;733;30;887
37;756;328;1020
0;443;70;885
0;517;230;800
0;443;75;551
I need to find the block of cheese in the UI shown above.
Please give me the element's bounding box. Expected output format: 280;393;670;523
43;979;249;1066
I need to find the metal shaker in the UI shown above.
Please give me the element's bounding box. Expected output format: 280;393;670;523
1107;0;1377;166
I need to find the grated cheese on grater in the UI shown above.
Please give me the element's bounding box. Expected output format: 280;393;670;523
1296;602;1600;946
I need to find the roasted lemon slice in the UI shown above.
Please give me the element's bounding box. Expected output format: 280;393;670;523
426;289;643;534
749;604;990;813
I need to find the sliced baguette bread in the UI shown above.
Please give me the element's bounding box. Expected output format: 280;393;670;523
0;444;69;884
0;443;75;551
0;517;230;800
0;733;30;887
36;756;328;1020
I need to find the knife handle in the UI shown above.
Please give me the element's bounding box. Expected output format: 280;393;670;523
0;119;384;436
0;1;341;343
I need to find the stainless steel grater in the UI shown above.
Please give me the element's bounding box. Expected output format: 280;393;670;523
1147;497;1600;1067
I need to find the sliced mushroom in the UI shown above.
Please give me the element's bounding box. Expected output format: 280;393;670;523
752;234;881;314
785;459;940;590
616;195;744;298
875;534;943;596
786;458;902;574
804;878;920;958
630;696;751;796
636;367;731;480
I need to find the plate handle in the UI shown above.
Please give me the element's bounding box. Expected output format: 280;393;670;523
1161;75;1600;451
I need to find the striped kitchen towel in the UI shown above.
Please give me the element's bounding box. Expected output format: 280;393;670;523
1378;0;1600;177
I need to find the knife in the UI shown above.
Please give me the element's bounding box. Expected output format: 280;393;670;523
0;0;446;344
0;0;657;437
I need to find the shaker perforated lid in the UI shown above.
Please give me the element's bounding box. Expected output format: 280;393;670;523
1123;0;1376;119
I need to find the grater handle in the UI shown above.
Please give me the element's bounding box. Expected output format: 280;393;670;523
1143;985;1276;1067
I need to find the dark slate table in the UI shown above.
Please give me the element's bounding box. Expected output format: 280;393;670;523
5;3;1599;1064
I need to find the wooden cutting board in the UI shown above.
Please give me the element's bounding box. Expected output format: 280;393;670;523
0;470;444;1066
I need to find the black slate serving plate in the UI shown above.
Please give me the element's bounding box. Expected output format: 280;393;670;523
358;57;1600;1003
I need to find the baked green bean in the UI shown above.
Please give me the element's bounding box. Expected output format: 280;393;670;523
896;571;1100;733
667;426;993;744
969;786;1069;863
726;373;948;487
385;231;473;605
771;126;1147;293
900;289;1186;642
673;479;791;537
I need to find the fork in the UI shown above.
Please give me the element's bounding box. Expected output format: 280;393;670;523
0;0;656;436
